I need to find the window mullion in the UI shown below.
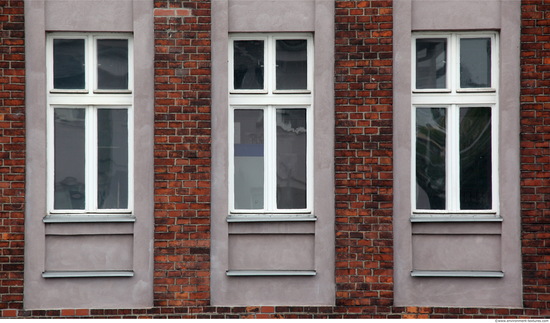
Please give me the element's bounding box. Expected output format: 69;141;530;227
87;106;98;211
265;106;276;212
447;105;460;211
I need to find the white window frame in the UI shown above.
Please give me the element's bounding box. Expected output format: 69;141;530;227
411;31;499;216
228;33;314;215
46;33;134;214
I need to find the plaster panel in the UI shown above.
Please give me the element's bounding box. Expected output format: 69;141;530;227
228;0;314;32
229;234;314;270
45;0;133;32
45;235;133;271
412;0;501;31
412;234;501;271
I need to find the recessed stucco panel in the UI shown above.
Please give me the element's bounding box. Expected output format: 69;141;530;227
45;0;133;32
229;234;314;270
228;0;314;32
45;235;133;271
411;0;501;30
412;234;501;271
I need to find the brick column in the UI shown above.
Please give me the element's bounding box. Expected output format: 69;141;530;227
153;0;212;311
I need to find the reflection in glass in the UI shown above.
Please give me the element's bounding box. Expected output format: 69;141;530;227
53;39;85;89
460;107;492;209
97;39;129;90
416;108;446;209
234;109;264;209
98;109;129;209
460;38;491;88
277;109;307;209
416;38;447;89
276;39;308;90
54;108;86;209
234;40;264;90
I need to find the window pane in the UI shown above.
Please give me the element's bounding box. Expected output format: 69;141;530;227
460;107;492;209
276;39;308;90
53;39;85;89
98;109;129;209
234;109;264;209
416;108;446;210
54;108;86;210
97;39;129;90
277;109;307;209
233;40;264;90
416;38;447;89
460;38;491;88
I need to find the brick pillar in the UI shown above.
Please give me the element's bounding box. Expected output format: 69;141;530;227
520;0;550;316
153;0;212;311
0;0;25;315
334;0;394;315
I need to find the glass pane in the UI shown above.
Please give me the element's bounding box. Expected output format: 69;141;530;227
460;107;492;209
416;108;446;210
98;109;129;209
234;109;264;209
53;39;85;89
233;40;264;90
460;38;491;88
416;38;447;89
276;39;308;90
97;39;129;90
277;109;307;209
54;108;86;210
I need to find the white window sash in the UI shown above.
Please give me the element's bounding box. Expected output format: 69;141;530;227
411;31;499;215
46;33;134;215
229;105;313;214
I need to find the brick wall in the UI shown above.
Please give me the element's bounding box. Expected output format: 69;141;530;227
0;0;25;317
152;0;212;311
520;0;550;317
333;0;395;315
2;0;550;319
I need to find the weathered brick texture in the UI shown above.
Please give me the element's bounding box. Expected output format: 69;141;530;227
152;0;212;311
333;0;394;315
0;0;25;314
520;0;550;317
2;0;550;319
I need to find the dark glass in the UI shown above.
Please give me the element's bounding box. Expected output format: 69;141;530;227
234;109;264;209
416;38;447;89
97;39;129;90
54;108;86;209
276;39;308;90
97;109;129;209
460;107;492;209
276;109;307;209
460;38;491;88
53;39;85;89
416;108;446;210
233;40;264;90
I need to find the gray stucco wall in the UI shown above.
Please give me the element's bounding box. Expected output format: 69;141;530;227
211;0;336;306
393;0;522;307
24;0;154;309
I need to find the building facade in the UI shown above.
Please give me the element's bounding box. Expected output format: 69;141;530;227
0;0;549;318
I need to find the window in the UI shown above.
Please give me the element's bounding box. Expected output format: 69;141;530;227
47;33;133;213
229;34;313;214
412;32;498;213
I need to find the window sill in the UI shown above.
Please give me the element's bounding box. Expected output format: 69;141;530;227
411;270;504;278
43;214;136;223
227;215;317;223
226;270;316;277
42;270;134;278
410;216;503;223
